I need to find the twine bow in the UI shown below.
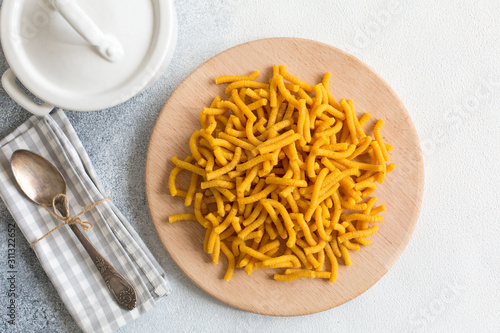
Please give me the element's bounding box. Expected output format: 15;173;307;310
30;194;111;248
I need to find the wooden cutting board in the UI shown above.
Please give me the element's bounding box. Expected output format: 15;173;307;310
145;38;424;316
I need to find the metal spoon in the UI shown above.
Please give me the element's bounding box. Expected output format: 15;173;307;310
10;149;136;310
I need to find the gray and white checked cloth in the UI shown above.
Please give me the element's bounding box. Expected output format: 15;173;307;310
0;109;171;333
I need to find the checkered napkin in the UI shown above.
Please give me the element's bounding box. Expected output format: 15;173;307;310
0;110;171;333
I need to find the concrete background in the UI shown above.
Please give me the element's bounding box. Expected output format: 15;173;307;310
1;0;499;332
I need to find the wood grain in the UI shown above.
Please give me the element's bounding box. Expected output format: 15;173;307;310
145;38;424;316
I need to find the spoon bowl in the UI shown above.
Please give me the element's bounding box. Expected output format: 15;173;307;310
11;150;66;206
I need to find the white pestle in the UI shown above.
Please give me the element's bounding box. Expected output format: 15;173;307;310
50;0;124;62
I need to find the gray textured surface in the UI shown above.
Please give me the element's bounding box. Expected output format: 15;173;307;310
1;0;500;332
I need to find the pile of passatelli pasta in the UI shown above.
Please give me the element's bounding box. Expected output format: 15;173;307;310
168;65;394;283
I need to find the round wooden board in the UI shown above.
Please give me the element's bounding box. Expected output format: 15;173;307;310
145;38;424;316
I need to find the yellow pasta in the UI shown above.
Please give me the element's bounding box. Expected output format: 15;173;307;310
337;225;379;244
215;70;260;84
240;244;272;262
279;65;313;92
168;213;197;223
304;240;326;255
263;255;301;268
219;242;235;280
374;119;390;161
236;154;273;172
225;80;269;95
265;176;308;187
171;156;206;177
257;133;301;155
324;242;338;283
167;65;394;282
201;180;235;190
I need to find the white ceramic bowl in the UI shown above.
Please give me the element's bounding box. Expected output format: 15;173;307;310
0;0;178;115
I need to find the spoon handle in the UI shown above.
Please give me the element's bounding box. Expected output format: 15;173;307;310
55;198;137;310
